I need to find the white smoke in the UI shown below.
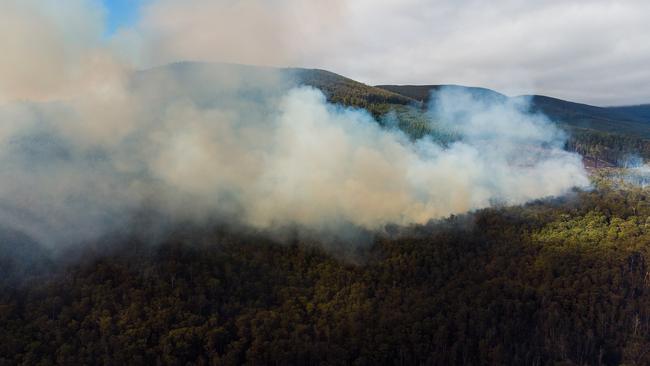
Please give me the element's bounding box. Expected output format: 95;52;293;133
0;0;590;247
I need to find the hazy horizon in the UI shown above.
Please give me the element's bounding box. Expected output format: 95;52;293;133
96;0;650;106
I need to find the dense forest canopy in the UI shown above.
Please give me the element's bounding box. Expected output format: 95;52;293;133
3;176;650;365
2;64;650;365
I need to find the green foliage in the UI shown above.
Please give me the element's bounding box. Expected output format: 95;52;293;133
566;127;650;165
3;185;650;365
293;69;455;142
533;211;645;247
292;69;414;111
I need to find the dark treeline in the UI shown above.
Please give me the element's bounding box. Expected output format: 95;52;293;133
2;178;650;365
566;128;650;166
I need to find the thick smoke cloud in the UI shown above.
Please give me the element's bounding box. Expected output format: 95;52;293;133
0;0;109;102
0;71;589;246
0;0;589;248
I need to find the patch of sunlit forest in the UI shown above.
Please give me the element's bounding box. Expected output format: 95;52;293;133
2;173;650;365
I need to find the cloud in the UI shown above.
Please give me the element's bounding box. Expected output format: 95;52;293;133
121;0;650;105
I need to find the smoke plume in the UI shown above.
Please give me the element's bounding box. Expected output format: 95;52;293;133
0;0;589;248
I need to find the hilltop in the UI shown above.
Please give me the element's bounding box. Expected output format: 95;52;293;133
134;62;650;166
137;63;650;147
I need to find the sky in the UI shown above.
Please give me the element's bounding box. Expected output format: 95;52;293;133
102;0;143;34
10;0;650;106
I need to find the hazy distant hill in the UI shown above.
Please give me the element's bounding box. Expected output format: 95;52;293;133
135;62;413;116
139;63;650;139
607;104;650;121
377;84;507;104
521;95;650;137
378;85;650;138
134;63;650;164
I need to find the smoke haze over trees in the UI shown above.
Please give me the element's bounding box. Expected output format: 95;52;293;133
3;1;650;365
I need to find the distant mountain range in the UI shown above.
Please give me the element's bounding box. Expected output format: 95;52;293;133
138;62;650;139
378;85;650;138
134;62;650;165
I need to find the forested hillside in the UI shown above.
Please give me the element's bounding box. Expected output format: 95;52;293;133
377;84;650;166
3;62;650;365
290;68;413;115
376;85;650;137
376;84;507;104
3;177;650;365
608;105;650;121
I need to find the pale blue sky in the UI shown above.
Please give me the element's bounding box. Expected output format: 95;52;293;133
102;0;144;34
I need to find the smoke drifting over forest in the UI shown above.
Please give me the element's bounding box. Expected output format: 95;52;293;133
0;0;589;248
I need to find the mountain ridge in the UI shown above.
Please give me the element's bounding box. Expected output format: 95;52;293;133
133;62;650;163
377;84;650;137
